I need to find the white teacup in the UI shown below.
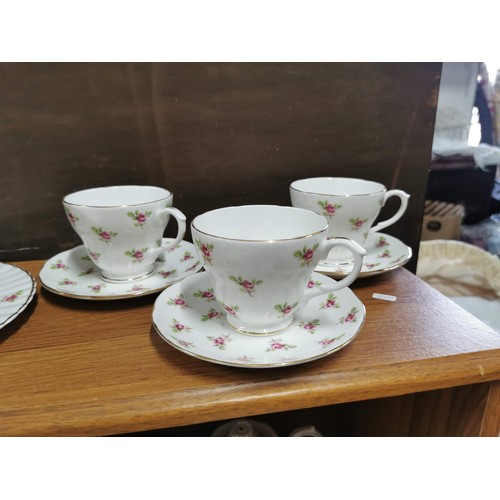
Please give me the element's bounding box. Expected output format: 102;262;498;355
191;205;366;335
63;185;187;282
290;177;410;265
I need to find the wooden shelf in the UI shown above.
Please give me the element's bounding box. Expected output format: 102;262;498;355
1;261;500;436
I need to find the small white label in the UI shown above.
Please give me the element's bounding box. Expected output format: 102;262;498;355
372;293;397;302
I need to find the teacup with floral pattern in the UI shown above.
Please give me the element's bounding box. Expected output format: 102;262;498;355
290;177;409;265
191;205;365;335
63;185;186;282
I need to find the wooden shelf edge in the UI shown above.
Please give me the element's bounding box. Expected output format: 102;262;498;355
2;349;499;436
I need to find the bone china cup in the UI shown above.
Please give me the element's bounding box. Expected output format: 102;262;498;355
290;177;409;265
63;185;187;282
191;205;366;335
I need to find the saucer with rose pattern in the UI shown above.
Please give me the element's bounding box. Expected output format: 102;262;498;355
0;263;37;329
316;232;412;278
39;239;202;300
152;271;365;368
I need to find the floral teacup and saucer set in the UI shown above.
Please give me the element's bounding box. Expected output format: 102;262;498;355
290;177;412;278
153;205;367;368
39;180;411;368
39;186;202;300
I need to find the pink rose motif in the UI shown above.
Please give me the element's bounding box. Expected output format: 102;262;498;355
3;294;18;302
195;239;215;265
307;280;321;288
194;288;216;301
59;278;77;286
270;341;286;350
317;200;342;218
274;301;299;318
180;252;193;262
89;251;100;262
207;334;231;349
340;307;358;324
125;248;148;263
177;339;194;348
170;318;192;333
92;226;118;243
378;250;391;259
170;317;193;333
202;308;223;321
66;210;79;225
320;293;339;310
223;305;239;317
293;244;319;267
127;210;152;228
168;294;191;309
229;276;263;296
376;236;389;248
161;270;177;278
51;259;69;270
299;319;320;332
265;338;297;352
241;280;254;291
303;249;314;262
136;212;147;223
349;218;368;231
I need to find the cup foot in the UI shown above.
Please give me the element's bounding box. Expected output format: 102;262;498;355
100;267;156;284
319;258;355;268
225;314;294;336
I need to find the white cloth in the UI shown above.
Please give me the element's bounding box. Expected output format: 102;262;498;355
417;240;500;298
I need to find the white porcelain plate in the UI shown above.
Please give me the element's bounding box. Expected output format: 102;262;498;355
0;263;37;329
152;271;365;368
39;239;203;300
316;232;412;278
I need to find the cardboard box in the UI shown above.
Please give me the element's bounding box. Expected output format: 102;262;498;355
421;200;464;241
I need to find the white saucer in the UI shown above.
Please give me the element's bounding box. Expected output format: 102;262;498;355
39;239;203;300
0;263;37;329
152;271;365;368
316;232;412;278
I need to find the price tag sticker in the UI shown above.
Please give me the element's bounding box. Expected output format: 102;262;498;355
372;293;397;302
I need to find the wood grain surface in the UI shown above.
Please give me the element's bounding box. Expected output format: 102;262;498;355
1;260;499;436
0;62;441;272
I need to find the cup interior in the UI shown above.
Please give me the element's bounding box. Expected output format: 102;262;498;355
63;185;171;207
291;177;386;196
192;205;328;240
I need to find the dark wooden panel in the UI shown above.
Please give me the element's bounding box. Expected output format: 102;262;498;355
0;63;441;271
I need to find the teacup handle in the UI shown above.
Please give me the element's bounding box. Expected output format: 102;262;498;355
152;207;187;260
369;189;410;235
303;238;366;304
